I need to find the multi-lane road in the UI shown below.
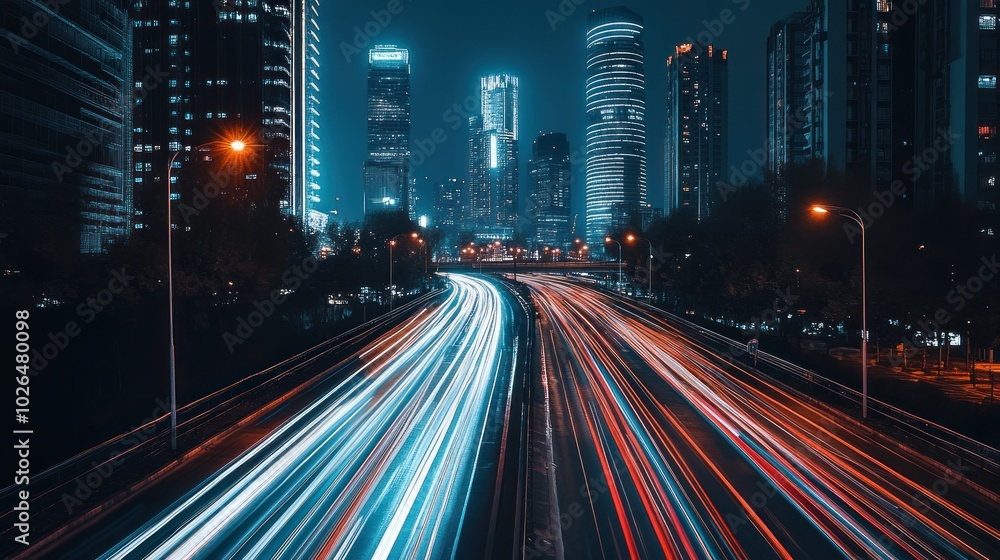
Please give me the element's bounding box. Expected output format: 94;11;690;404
522;274;1000;559
38;274;524;559
18;272;1000;559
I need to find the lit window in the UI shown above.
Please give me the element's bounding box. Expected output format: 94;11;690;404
980;75;997;88
878;0;891;12
982;15;998;30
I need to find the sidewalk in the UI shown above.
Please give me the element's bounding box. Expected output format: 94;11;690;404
828;348;999;405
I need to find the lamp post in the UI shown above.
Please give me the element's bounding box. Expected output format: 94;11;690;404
389;232;419;312
605;237;622;291
812;204;868;419
166;139;245;451
511;247;522;281
628;234;654;300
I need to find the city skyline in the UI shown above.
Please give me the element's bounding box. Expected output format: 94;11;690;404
327;0;810;224
3;2;1000;558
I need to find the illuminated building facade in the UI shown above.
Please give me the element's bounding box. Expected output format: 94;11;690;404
131;0;293;232
364;45;411;215
293;0;323;228
766;1;895;192
468;74;519;238
585;6;647;245
0;0;132;254
665;43;729;221
914;0;998;233
529;133;572;250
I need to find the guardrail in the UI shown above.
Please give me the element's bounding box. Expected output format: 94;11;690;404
589;281;1000;479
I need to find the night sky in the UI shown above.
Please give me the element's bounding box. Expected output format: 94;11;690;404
324;0;807;223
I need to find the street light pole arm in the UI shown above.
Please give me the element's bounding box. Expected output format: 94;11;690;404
822;205;866;231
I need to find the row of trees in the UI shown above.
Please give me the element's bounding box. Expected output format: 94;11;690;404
612;163;1000;356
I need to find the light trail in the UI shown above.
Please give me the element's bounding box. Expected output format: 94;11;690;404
523;274;1000;560
99;274;511;560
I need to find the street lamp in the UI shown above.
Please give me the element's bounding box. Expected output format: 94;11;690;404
389;232;420;312
166;139;247;451
627;234;654;300
605;237;623;291
510;247;522;281
812;204;869;419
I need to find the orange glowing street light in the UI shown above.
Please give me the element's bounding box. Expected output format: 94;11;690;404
811;203;868;419
627;234;654;299
166;137;250;452
388;232;420;312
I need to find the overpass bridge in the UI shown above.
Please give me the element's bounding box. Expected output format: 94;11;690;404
433;261;619;274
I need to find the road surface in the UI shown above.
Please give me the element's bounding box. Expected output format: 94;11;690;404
523;274;1000;560
85;274;519;559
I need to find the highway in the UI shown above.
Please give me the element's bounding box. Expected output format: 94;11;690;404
522;274;1000;560
83;274;520;560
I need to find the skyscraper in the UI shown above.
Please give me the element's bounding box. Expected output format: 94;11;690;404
1;0;132;255
664;44;729;221
293;0;323;229
529;133;572;250
766;13;815;180
765;1;894;191
364;45;411;216
585;7;647;244
914;0;997;232
468;74;519;238
131;0;293;230
433;178;466;233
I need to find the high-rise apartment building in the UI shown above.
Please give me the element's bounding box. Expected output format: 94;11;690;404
914;0;997;232
433;178;466;232
765;0;894;191
664;44;729;221
585;7;647;244
131;0;293;231
468;74;519;239
766;12;814;181
529;133;572;250
1;0;132;255
364;45;411;216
